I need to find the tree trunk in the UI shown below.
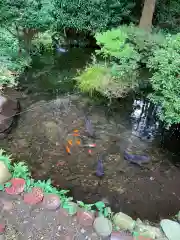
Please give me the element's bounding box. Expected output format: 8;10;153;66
139;0;156;31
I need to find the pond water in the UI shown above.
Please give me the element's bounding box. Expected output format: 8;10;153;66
1;48;180;222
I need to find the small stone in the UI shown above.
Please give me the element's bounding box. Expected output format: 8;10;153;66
5;178;25;195
0;161;12;184
93;216;112;237
110;231;133;240
1;200;13;211
113;212;135;231
42;194;61;210
59;208;69;217
24;187;44;205
77;210;95;227
160;219;180;240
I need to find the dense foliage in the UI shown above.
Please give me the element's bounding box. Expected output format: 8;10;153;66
148;33;180;126
155;0;180;34
52;0;136;33
76;26;180;126
1;0;180;126
0;28;31;86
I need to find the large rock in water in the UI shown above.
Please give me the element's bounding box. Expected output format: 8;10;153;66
0;95;20;139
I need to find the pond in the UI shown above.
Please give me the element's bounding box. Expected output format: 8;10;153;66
1;48;180;222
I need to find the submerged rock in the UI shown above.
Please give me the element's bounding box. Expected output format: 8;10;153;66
93;216;112;237
113;212;135;231
160;219;180;240
0;94;20;139
0;161;12;184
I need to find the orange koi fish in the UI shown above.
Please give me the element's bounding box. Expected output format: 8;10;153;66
76;139;81;145
67;140;73;146
65;145;71;154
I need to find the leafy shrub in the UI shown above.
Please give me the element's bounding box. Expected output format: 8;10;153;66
117;25;165;64
76;27;141;99
147;33;180;126
76;62;111;95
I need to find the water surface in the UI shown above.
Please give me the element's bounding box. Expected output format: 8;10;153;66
1;49;180;221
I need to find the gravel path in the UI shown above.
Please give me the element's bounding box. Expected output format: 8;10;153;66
0;192;99;240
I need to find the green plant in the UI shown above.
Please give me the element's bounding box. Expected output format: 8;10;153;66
77;201;94;212
147;33;180;126
95;201;113;219
155;0;180;34
0;182;12;191
12;162;31;179
0;28;31;86
76;62;111;95
76;27;141;99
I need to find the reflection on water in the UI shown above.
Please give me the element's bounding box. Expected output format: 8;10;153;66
131;98;160;141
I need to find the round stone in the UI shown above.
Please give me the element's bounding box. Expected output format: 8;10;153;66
0;162;11;185
77;210;95;227
93;216;112;237
42;194;61;210
113;212;135;231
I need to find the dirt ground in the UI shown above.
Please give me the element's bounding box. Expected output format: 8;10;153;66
0;191;99;240
1;94;180;222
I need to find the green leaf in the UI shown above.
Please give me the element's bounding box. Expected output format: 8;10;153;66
103;207;112;217
0;184;4;191
59;190;69;195
95;201;105;210
77;201;85;207
5;182;12;188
